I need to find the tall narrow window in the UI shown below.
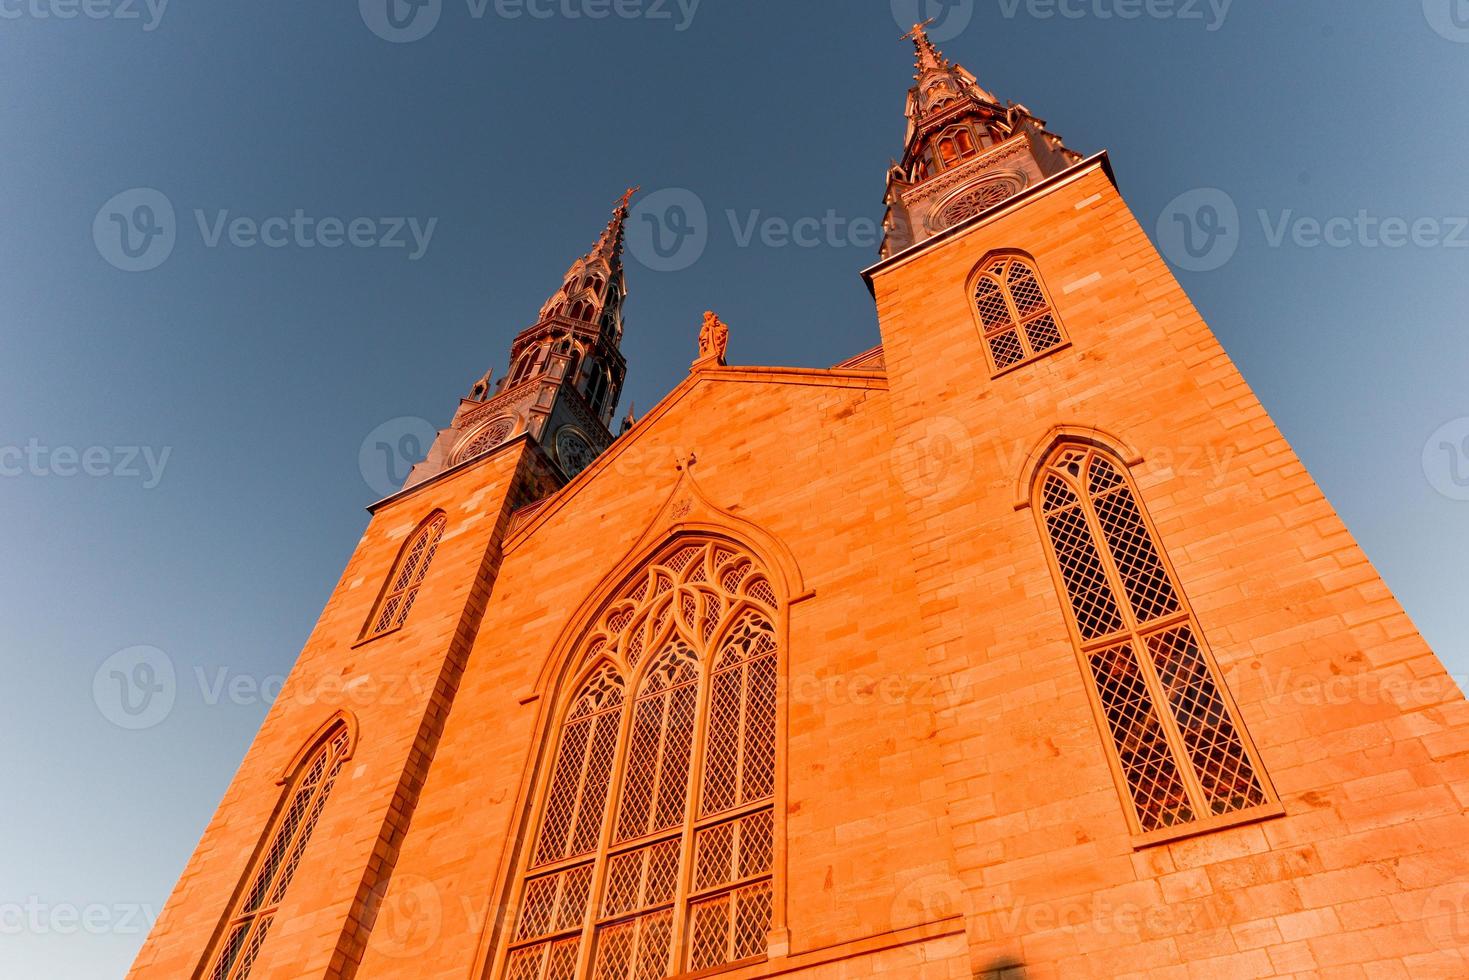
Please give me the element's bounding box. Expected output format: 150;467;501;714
502;539;781;980
365;513;446;638
205;724;353;980
1035;445;1276;841
972;254;1067;374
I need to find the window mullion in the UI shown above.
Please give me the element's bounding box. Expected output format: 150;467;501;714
576;698;633;978
1080;472;1211;820
671;655;716;973
644;689;674;837
1001;264;1034;358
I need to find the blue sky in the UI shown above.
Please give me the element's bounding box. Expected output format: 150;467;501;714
3;1;1467;976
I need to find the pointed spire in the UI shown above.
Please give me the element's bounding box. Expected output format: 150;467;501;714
899;23;998;120
903;19;948;77
588;186;639;267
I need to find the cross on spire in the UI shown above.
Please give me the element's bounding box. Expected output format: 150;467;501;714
902;18;949;75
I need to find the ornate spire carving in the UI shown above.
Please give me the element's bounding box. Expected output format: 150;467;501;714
880;32;1083;259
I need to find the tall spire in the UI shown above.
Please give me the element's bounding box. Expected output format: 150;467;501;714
589;186;638;267
879;31;1083;259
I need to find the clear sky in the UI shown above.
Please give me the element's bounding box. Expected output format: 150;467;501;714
3;1;1467;976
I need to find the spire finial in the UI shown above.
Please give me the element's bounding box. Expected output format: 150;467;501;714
902;18;948;75
590;186;639;263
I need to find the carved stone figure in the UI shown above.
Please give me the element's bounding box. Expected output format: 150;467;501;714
698;310;729;364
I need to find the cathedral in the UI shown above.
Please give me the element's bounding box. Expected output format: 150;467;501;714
130;25;1469;980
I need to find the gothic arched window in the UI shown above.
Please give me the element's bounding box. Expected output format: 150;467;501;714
364;513;446;638
511;351;535;385
972;253;1068;374
502;539;781;979
936;124;977;167
203;722;354;980
1034;444;1277;841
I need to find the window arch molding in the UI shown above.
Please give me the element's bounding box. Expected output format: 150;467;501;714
1027;441;1281;844
1010;424;1145;511
360;510;448;640
966;249;1070;375
492;533;791;980
524;514;806;704
199;713;358;980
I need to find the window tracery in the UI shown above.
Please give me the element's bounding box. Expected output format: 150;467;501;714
972;254;1067;373
364;513;446;638
1035;445;1275;839
504;539;780;979
203;725;353;980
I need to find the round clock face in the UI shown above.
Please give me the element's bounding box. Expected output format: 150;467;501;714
555;429;596;477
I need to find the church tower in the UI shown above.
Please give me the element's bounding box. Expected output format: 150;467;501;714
408;189;636;488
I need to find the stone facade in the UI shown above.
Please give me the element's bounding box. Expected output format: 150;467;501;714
129;28;1469;980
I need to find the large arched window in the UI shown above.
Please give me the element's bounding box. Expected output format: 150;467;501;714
1034;444;1277;841
972;253;1068;374
204;721;354;980
364;513;447;638
502;539;780;979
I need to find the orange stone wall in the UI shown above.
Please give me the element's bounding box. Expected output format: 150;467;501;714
869;160;1469;978
130;159;1469;980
